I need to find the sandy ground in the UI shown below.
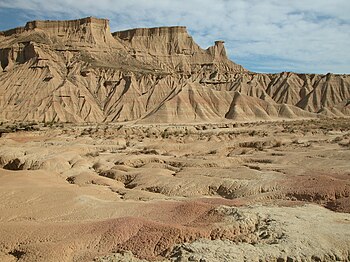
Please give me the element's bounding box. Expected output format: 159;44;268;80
0;118;349;261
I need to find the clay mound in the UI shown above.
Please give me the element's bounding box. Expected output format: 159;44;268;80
277;173;350;212
229;73;273;100
0;216;210;261
266;72;306;105
140;83;233;123
318;107;340;117
225;92;316;121
297;73;350;112
168;205;350;262
317;105;349;117
327;196;350;213
0;118;350;261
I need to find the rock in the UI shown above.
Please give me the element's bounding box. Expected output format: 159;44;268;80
0;17;348;123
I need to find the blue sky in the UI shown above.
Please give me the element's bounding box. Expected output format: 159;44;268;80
0;0;349;74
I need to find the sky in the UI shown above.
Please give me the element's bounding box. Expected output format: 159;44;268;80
0;0;349;74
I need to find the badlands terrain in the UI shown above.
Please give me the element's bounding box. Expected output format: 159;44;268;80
0;17;349;261
0;119;350;261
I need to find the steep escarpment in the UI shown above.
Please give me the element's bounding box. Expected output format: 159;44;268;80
0;17;118;46
0;17;349;123
0;17;128;71
113;26;244;73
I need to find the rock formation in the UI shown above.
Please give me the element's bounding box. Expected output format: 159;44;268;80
0;118;349;261
0;17;349;123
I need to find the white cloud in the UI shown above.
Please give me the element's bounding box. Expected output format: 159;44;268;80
0;0;349;73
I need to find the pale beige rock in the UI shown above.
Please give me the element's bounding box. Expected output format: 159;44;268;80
0;16;349;262
0;119;349;261
170;205;350;262
0;17;349;123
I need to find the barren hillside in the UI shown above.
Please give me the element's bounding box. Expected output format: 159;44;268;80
0;17;349;123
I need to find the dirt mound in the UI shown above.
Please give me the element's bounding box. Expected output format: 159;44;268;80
282;173;350;212
168;205;350;262
0;119;350;261
225;92;316;121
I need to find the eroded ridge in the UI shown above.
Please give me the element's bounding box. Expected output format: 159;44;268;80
0;17;349;123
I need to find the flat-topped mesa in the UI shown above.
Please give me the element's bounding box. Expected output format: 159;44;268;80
113;26;195;55
0;17;124;71
26;17;108;31
113;26;245;72
0;17;116;45
0;27;26;37
114;26;188;39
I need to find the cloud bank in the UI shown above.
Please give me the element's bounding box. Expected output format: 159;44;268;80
0;0;349;73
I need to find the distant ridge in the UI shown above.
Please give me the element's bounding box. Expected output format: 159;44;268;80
0;17;349;123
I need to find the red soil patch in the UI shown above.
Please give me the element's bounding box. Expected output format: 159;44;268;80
0;200;230;261
282;173;350;212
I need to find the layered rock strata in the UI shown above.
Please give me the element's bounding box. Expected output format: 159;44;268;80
0;17;349;123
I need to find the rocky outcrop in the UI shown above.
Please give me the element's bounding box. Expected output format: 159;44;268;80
0;42;38;71
113;26;245;73
0;17;116;45
0;17;349;123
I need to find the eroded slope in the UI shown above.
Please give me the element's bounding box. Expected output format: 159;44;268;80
0;119;349;261
0;17;349;123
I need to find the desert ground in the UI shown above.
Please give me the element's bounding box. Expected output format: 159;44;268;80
0;118;349;262
0;15;349;262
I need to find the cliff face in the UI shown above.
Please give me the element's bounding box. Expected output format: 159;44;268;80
0;17;349;123
0;17;127;71
113;26;245;73
0;17;115;45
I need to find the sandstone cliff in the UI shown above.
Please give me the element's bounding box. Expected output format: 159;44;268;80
0;17;349;123
113;27;244;73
